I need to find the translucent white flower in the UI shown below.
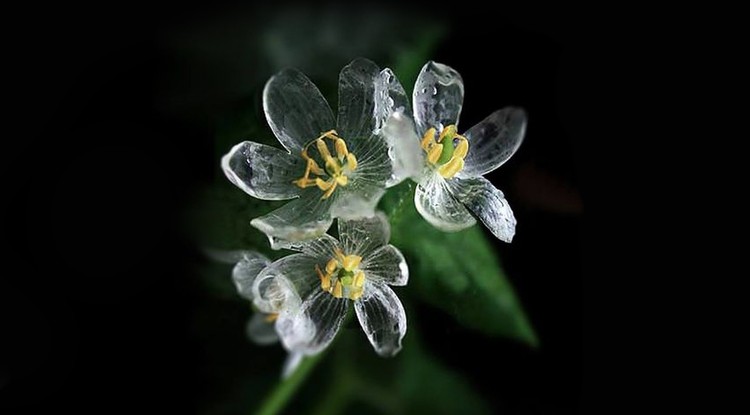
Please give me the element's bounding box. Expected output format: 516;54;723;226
215;249;305;378
380;61;527;242
222;59;395;248
255;214;409;357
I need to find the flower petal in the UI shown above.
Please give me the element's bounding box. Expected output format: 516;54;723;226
263;68;336;153
381;111;424;186
330;181;385;221
222;141;302;200
415;173;476;232
354;282;407;357
277;289;349;355
246;313;279;346
337;58;380;144
251;190;333;243
281;352;304;379
338;213;390;258
295;234;341;260
232;252;272;300
275;309;315;353
374;68;410;131
449;177;517;243
412;61;464;133
459;107;527;178
362;245;408;286
253;254;319;307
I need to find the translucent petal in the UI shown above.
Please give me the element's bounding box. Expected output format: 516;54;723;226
374;68;410;132
337;58;380;144
459;107;527;178
246;313;279;346
414;173;476;232
338;213;390;257
221;141;302;200
281;352;304;379
354;282;407;357
347;131;392;188
278;289;349;355
275;307;316;353
203;248;266;265
263;68;336;153
362;245;408;286
232;252;272;299
330;181;385;221
412;61;465;133
449;177;517;243
253;254;319;307
381;111;424;187
295;234;340;260
251;190;334;243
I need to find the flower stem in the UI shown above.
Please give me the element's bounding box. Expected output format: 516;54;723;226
254;352;325;415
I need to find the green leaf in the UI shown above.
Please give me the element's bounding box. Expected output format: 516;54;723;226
394;329;492;415
380;182;538;347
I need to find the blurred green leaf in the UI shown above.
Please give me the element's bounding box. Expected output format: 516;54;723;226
395;329;492;415
380;182;538;347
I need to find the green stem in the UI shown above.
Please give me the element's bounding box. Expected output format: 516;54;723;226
254;352;325;415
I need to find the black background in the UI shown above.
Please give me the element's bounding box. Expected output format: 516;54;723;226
2;2;588;413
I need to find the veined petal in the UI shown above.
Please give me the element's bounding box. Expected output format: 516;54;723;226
337;58;380;145
415;173;476;232
281;352;304;379
381;111;424;186
246;313;279;346
263;68;336;153
222;141;302;200
232;252;272;300
253;254;319;305
338;213;390;258
295;234;341;259
278;289;349;355
354;282;407;357
275;308;315;353
362;245;408;286
251;190;333;244
449;177;517;243
459;107;527;178
374;68;410;131
413;61;464;133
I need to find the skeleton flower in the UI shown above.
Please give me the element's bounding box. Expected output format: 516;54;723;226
379;61;527;242
254;214;408;357
222;59;394;247
218;250;305;378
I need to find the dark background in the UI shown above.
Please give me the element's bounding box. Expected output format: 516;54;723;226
2;2;586;413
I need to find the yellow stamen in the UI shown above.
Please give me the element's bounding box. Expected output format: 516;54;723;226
421;127;436;150
353;271;365;288
335;138;349;158
342;255;362;272
346;153;357;171
317;129;340;141
325;259;338;275
439;125;458;142
427;143;443;165
316;139;333;162
437;157;464;179
316;265;331;290
333;281;343;298
265;313;279;322
293;130;357;198
453;136;469;158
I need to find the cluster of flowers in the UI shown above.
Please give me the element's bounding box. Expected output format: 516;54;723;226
220;59;526;376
